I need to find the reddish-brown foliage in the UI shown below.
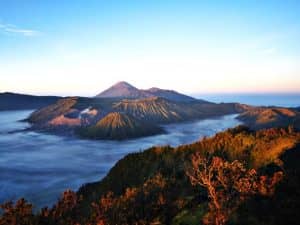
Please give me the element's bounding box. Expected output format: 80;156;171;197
186;153;283;225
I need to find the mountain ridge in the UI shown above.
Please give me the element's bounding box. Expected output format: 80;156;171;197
95;81;202;103
0;92;61;110
95;81;152;99
237;106;300;130
12;81;299;140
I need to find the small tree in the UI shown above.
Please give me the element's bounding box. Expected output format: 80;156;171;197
50;189;80;224
186;153;283;225
0;198;35;225
91;191;115;225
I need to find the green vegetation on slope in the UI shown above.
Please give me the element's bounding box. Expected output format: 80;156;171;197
1;126;300;225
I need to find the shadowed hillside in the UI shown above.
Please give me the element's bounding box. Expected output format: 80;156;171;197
0;92;61;111
2;126;300;225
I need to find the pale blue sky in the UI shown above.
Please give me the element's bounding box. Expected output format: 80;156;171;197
0;0;300;96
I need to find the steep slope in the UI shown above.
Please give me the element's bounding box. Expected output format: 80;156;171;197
2;127;300;224
27;97;79;124
95;81;152;99
78;112;163;140
112;97;200;123
113;97;246;123
0;92;61;111
74;127;300;224
237;143;300;225
237;107;300;130
48;127;300;225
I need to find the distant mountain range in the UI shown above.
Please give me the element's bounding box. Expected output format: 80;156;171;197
0;82;202;111
0;92;61;110
2;81;299;139
21;81;248;139
95;81;201;103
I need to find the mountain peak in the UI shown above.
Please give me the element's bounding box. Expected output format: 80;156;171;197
95;81;149;99
112;81;136;89
95;81;204;103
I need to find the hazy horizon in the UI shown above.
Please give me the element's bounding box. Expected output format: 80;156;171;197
1;1;300;96
2;80;300;98
1;82;300;98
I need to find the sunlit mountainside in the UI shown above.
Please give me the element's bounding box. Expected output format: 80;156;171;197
22;82;246;139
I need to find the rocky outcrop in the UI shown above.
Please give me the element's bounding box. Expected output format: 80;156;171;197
28;97;78;124
49;115;81;126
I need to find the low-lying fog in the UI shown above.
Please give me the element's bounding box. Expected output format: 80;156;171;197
0;110;240;209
